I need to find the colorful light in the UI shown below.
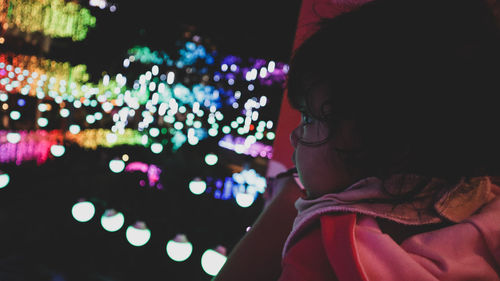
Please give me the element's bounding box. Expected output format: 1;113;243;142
3;0;96;41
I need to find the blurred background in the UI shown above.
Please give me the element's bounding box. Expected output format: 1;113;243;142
0;0;301;280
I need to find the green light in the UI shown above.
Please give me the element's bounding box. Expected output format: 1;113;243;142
222;126;231;134
6;0;96;41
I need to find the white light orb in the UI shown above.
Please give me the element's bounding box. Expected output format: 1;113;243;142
50;144;65;157
201;247;227;276
6;132;21;144
69;124;80;134
60;108;70;118
189;178;206;195
37;117;48;127
150;143;163;154
9;111;21;120
101;209;125;232
109;159;125;173
149;127;160;137
71;200;95;222
205;153;218;166
235;192;255;208
126;222;151;247
94;112;103;120
166;234;193;262
86;115;96;124
267;132;275;140
0;172;10;189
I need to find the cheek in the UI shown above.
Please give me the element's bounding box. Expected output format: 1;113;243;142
295;144;336;180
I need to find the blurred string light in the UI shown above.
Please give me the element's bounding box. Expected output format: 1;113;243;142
201;246;227;276
231;169;267;208
0;30;287;166
100;209;125;232
0;38;283;156
0;130;60;165
71;199;95;222
166;234;193;262
126;221;151;247
218;134;273;159
0;171;10;189
2;0;96;41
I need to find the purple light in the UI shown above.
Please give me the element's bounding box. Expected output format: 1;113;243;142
0;130;61;165
218;134;273;159
125;161;162;189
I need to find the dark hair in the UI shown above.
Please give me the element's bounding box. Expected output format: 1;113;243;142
287;0;500;181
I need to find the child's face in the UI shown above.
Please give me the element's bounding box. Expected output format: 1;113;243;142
290;82;362;198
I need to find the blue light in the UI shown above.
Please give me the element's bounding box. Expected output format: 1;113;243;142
17;98;26;107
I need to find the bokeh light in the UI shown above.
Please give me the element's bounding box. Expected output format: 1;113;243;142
126;221;151;247
166;234;193;262
71;200;95;223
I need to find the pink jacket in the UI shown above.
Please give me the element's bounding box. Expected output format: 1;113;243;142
280;175;500;281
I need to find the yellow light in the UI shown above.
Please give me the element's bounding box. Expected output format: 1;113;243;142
2;104;8;110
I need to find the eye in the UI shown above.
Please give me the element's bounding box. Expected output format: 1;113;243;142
301;112;314;125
